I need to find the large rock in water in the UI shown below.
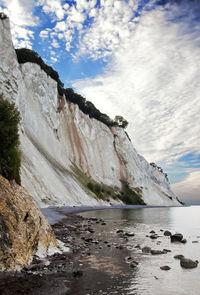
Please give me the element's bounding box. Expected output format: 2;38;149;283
180;258;198;269
0;175;58;271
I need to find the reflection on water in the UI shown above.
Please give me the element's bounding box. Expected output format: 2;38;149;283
80;206;200;295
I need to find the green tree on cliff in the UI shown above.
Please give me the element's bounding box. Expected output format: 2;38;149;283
0;96;21;184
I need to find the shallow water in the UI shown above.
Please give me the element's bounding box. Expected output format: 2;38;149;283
79;206;200;295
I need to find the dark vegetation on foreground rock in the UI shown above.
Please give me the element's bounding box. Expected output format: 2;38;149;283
0;96;21;184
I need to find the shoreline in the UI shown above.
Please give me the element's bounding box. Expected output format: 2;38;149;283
0;212;135;294
0;206;199;295
41;204;185;225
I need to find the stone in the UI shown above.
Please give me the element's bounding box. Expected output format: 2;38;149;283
163;249;171;253
73;270;83;277
142;246;151;253
126;256;132;261
160;265;171;270
151;250;164;255
116;229;124;234
180;258;198;269
181;239;187;244
164;230;171;236
150;230;155;234
130;261;138;268
66;225;77;231
85;238;93;243
170;233;183;242
125;232;135;237
150;234;158;239
135;244;141;249
174;255;184;260
0;176;58;271
24;263;45;271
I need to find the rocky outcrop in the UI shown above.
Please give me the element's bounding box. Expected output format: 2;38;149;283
0;175;58;271
0;16;180;207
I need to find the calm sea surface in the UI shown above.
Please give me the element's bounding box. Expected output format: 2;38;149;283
79;206;200;295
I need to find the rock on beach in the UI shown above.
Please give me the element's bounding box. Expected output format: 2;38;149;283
180;258;198;269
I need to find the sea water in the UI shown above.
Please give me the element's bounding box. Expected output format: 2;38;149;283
79;206;200;295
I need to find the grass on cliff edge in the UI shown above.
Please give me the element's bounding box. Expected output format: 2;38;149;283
71;164;146;205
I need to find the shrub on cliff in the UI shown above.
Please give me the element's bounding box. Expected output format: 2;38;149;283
150;162;169;182
65;88;118;127
0;96;21;184
15;48;63;88
114;115;128;129
118;181;146;205
15;48;127;130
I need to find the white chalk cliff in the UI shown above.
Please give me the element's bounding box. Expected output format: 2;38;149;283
0;16;180;207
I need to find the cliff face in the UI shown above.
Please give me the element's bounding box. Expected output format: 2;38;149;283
0;16;180;206
0;175;58;270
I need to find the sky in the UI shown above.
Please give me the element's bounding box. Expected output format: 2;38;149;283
0;0;200;204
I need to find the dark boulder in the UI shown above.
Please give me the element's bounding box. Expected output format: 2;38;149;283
174;254;184;260
73;270;83;277
150;234;158;239
170;233;183;242
164;230;171;236
116;229;124;234
181;239;187;244
125;232;135;237
151;250;165;255
163;249;171;253
150;230;155;234
141;246;151;253
180;258;198;269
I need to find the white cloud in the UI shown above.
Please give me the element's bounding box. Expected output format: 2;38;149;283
54;21;66;32
171;170;200;204
67;6;86;23
76;0;138;59
36;0;65;20
75;0;97;12
63;3;69;11
39;29;49;39
50;56;58;62
52;38;60;48
41;0;139;60
73;2;200;167
0;0;37;48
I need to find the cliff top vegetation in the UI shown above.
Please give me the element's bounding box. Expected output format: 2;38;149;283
15;48;128;129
